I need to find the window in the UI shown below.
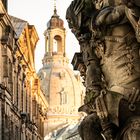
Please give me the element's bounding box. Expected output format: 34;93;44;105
53;39;57;53
60;88;67;105
53;35;62;53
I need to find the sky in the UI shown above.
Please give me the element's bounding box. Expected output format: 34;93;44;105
8;0;79;72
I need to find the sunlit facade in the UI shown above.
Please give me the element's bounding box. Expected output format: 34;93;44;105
0;1;48;140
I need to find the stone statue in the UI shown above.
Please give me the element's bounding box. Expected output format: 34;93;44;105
66;0;140;139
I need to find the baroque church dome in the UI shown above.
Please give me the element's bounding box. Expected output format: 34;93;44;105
38;62;83;109
38;7;84;135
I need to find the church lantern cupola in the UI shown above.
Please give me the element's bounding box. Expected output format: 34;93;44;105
43;2;66;66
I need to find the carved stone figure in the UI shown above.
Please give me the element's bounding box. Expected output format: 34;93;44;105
66;0;140;139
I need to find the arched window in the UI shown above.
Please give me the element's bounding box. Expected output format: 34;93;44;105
53;39;57;52
53;35;62;53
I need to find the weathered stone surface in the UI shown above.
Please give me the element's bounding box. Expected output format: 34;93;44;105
66;0;140;139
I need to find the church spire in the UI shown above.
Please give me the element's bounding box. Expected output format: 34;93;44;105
54;0;57;14
52;0;58;17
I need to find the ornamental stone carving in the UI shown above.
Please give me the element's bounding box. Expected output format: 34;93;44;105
66;0;140;139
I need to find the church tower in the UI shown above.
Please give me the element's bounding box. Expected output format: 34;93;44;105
38;1;84;137
43;3;67;64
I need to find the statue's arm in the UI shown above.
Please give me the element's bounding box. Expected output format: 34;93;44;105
83;45;103;104
95;5;125;26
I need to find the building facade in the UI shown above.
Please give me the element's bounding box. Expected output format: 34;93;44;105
0;1;48;140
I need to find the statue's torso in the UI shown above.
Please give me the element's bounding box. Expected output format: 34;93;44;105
99;24;140;90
